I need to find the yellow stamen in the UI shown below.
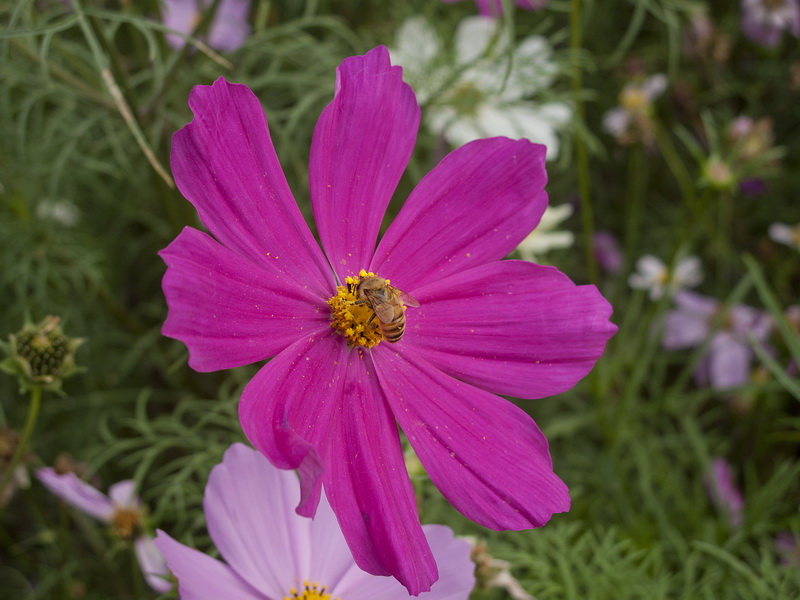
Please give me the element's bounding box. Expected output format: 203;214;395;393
327;270;384;348
110;506;142;539
284;580;337;600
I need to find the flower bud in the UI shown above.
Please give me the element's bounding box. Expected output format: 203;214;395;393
1;316;84;393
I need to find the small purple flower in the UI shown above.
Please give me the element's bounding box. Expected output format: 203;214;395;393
739;177;768;196
161;0;251;52
36;469;171;593
155;443;475;600
704;457;744;527
775;532;800;566
663;291;771;389
741;0;800;48
592;231;624;275
160;46;616;593
441;0;547;17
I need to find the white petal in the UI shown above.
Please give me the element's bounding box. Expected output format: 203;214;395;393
643;73;668;99
455;16;506;65
391;17;441;71
603;108;630;137
769;222;798;247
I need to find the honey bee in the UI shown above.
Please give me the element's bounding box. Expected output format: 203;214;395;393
355;276;419;343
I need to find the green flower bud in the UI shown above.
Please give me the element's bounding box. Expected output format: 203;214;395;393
701;156;736;191
0;316;84;394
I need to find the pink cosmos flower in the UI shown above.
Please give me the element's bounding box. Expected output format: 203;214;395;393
441;0;547;17
159;46;616;594
663;291;771;390
36;469;172;593
161;0;251;52
155;443;475;599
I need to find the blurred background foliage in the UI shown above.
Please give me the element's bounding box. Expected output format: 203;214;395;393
1;0;799;598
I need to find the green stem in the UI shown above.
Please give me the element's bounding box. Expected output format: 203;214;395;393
0;386;42;504
623;143;646;262
570;0;598;285
131;542;144;599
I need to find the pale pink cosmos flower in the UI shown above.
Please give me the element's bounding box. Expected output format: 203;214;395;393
155;443;475;600
36;469;172;593
441;0;548;17
160;46;616;593
161;0;251;52
741;0;800;48
704;457;744;527
663;291;771;390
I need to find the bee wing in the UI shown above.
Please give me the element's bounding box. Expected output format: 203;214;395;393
364;290;397;323
395;288;419;308
371;299;397;323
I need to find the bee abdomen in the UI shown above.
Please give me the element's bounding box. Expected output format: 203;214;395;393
381;320;405;343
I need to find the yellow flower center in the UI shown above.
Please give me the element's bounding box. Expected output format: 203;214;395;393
284;581;336;600
620;87;648;112
110;506;143;539
326;270;386;349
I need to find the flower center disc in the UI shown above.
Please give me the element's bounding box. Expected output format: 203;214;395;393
327;270;385;349
284;581;334;600
110;507;143;539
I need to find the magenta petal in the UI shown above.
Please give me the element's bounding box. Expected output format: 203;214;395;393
204;444;308;598
239;331;347;517
370;137;547;291
36;468;113;521
171;77;334;296
403;260;616;399
373;346;570;530
323;350;437;595
153;531;264;600
160;227;329;372
309;46;420;281
334;524;474;600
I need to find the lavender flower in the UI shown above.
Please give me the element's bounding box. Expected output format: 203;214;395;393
663;291;771;389
704;457;744;527
36;469;171;593
161;0;251;52
593;231;624;275
741;0;800;48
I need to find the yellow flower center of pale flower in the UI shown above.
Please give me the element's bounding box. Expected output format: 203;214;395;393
620;87;648;112
326;269;386;349
284;580;336;600
110;506;143;539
